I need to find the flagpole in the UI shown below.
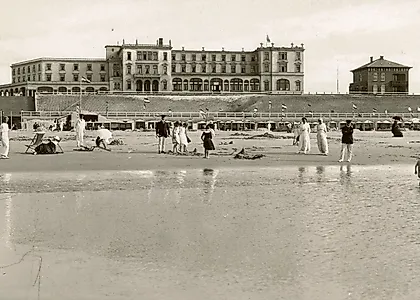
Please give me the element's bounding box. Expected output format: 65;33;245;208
79;78;82;116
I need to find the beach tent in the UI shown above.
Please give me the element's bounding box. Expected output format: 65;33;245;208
135;119;146;130
376;120;392;131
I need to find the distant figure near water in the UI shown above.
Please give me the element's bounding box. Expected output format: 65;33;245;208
316;118;328;156
338;120;354;163
415;159;420;186
297;117;310;154
201;124;215;159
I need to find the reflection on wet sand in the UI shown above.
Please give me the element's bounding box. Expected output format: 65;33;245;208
315;166;325;183
339;164;352;186
1;174;13;250
202;168;219;204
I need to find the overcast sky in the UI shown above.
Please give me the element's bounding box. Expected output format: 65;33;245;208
0;0;419;93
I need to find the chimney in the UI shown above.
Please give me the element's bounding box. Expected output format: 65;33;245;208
122;39;125;45
291;43;294;47
169;39;172;47
222;47;224;51
202;47;205;51
158;38;163;46
380;55;384;60
135;39;138;45
182;46;184;51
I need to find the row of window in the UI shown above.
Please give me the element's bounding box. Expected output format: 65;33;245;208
54;63;106;72
127;51;168;61
171;63;301;73
359;72;406;82
12;64;41;76
171;51;302;62
12;74;106;83
12;63;106;75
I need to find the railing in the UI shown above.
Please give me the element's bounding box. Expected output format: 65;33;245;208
20;111;420;120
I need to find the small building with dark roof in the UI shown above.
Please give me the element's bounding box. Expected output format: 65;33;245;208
349;56;411;95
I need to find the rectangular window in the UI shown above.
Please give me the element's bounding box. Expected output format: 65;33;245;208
137;51;142;60
163;65;167;74
163;81;167;90
153;52;158;61
280;65;287;72
163;52;168;61
23;67;25;74
264;64;269;72
202;65;206;73
100;75;105;82
46;64;52;71
127;52;132;60
295;64;301;72
127;65;131;74
192;54;196;61
251;66;255;73
12;69;15;75
46;74;51;81
100;64;105;71
147;52;152;60
231;65;236;73
73;64;79;71
153;65;158;74
222;65;226;73
373;72;378;81
222;55;226;62
87;74;92;81
73;74;79;81
143;52;147;60
212;55;216;61
23;76;26;82
231;54;236;61
145;65;150;74
264;81;269;91
87;64;92;71
212;65;216;73
192;65;196;73
33;75;36;81
295;52;301;61
60;75;65;81
137;65;142;74
172;54;176;61
251;56;256;62
32;65;35;72
241;66;246;73
60;64;65;71
279;52;287;60
12;78;15;83
127;81;132;90
27;66;30;73
38;64;41;71
18;77;20;82
38;74;41;81
182;54;186;61
241;55;246;62
380;72;385;82
172;64;176;73
181;65;186;73
264;52;269;61
202;54;206;61
27;75;30;81
18;67;20;75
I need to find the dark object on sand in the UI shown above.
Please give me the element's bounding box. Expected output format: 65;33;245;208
248;132;275;139
109;139;124;145
392;121;403;137
233;148;265;160
73;146;95;152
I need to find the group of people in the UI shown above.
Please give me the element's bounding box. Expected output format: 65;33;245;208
294;117;354;163
155;115;216;158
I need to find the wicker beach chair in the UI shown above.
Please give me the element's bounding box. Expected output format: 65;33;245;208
25;132;45;153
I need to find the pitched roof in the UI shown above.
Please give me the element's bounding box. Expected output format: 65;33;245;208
351;57;411;72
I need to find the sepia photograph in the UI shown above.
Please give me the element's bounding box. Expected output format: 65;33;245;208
1;0;420;299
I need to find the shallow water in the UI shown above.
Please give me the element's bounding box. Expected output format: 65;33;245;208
1;165;420;300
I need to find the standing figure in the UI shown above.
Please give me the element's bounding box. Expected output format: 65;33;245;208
179;122;189;152
155;115;171;154
0;117;10;159
316;118;329;155
75;115;86;148
201;124;215;159
60;119;65;131
172;121;181;154
297;117;311;154
338;120;354;163
391;120;403;137
415;159;420;186
293;123;300;146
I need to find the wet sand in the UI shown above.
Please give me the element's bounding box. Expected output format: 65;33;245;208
1;129;420;172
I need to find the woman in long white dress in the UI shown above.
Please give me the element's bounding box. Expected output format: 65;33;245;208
75;116;86;148
298;117;311;154
172;121;181;153
179;122;188;152
316;118;329;155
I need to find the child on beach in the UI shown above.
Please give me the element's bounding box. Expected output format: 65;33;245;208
172;121;181;154
415;159;420;186
201;124;215;159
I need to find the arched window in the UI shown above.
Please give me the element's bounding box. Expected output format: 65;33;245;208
230;78;243;92
85;87;95;93
224;80;229;91
250;79;260;92
244;80;249;92
161;80;168;91
144;80;151;92
190;78;203;91
276;79;290;91
295;80;301;92
58;87;67;93
71;87;80;93
136;80;143;91
204;80;209;91
172;78;182;91
210;78;222;92
152;80;159;91
183;79;188;91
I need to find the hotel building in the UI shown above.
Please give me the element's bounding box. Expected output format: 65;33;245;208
0;38;305;96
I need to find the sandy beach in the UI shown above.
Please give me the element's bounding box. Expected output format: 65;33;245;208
1;129;419;172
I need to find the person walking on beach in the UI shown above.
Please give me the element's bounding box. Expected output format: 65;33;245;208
156;115;170;154
292;123;300;145
179;122;189;153
297;117;311;154
75;115;86;148
201;124;215;159
172;121;181;154
415;159;420;186
338;120;354;163
0;116;10;159
316;118;329;155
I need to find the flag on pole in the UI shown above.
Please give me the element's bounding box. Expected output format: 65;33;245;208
281;104;287;110
372;108;377;113
352;104;357;110
81;76;91;83
266;35;271;43
143;97;150;103
408;107;412;112
308;103;312;107
417;107;420;112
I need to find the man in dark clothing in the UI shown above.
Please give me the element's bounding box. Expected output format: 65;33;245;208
339;120;354;163
391;121;403;137
155;115;171;154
